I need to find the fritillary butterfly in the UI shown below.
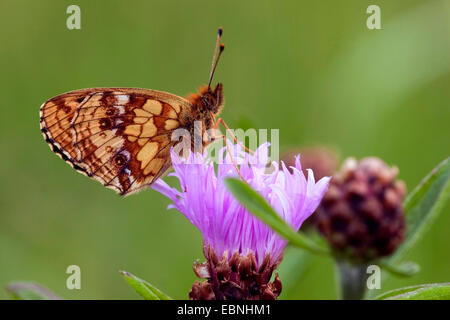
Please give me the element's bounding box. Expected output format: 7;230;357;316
40;28;225;196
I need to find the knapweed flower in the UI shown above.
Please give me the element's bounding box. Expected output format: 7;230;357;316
152;143;330;300
316;157;406;262
281;146;340;230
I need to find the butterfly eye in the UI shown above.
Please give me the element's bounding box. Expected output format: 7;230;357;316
201;95;215;108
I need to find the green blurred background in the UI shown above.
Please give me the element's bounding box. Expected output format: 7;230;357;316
0;0;449;299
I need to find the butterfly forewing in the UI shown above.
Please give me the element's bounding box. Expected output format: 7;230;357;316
40;88;191;195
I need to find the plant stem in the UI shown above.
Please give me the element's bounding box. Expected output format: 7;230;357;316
336;259;369;300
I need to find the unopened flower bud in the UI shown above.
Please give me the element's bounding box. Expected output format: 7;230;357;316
315;157;406;262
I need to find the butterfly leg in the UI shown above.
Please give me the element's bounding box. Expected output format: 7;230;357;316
214;118;255;154
222;135;246;182
207;132;245;181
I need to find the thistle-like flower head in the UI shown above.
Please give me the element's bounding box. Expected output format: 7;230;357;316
316;157;407;262
152;143;330;299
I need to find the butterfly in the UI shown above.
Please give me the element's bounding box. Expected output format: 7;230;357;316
40;28;226;196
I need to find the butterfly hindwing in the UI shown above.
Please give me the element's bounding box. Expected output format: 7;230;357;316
40;88;191;195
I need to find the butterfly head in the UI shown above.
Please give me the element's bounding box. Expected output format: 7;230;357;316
187;83;224;119
201;83;224;115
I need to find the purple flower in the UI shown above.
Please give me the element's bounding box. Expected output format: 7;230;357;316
152;142;329;299
153;143;329;264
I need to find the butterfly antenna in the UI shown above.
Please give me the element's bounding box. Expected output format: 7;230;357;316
208;28;224;89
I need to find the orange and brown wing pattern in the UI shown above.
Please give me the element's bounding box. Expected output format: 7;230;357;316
40;88;191;195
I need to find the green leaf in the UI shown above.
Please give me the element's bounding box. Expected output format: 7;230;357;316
277;247;312;297
375;283;450;300
374;284;427;300
378;260;420;278
224;177;330;256
5;282;62;300
391;157;450;262
120;270;172;300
